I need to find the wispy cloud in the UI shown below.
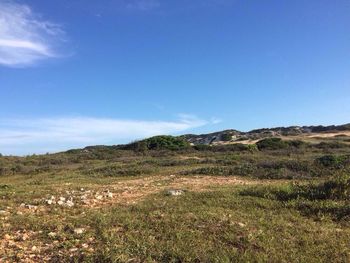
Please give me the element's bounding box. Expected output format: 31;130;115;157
0;0;65;67
0;115;208;155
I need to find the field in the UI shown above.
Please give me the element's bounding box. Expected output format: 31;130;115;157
1;135;350;262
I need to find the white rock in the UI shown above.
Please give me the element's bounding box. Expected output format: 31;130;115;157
25;204;37;210
95;195;103;200
105;192;113;198
57;200;65;206
166;189;184;196
46;199;55;205
66;200;74;207
48;232;57;238
73;228;85;234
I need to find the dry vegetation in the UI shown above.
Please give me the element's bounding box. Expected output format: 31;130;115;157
1;134;350;262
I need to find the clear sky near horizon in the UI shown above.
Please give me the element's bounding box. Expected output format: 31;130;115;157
0;0;350;155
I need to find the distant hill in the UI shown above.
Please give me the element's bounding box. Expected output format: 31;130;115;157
67;123;350;154
180;123;350;145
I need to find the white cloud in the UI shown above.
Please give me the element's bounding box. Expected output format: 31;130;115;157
0;1;64;67
0;116;207;155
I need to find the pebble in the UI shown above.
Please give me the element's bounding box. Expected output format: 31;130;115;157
46;199;54;205
66;200;74;207
166;189;184;196
21;233;29;241
4;234;12;240
48;232;57;238
73;228;85;235
95;195;103;200
25;204;37;210
81;243;89;249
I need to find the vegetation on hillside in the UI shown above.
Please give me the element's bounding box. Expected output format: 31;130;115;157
1;134;350;261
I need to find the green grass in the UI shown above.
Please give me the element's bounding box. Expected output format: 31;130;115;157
61;186;350;262
1;137;350;261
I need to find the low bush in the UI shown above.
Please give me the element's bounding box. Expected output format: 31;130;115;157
256;138;307;151
315;154;350;169
314;141;348;149
256;138;288;150
122;136;190;151
220;133;232;141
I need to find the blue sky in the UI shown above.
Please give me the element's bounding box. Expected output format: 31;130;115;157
0;0;350;155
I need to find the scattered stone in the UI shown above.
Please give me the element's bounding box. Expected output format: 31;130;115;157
57;200;65;206
95;195;103;200
59;197;66;202
46;199;55;205
104;191;113;198
4;234;12;240
48;232;57;238
0;210;8;215
25;204;37;210
31;246;37;252
21;233;29;241
166;189;184;196
69;247;78;252
73;228;85;235
66;200;74;207
46;196;56;205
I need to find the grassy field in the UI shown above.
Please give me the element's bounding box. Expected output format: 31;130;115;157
1;136;350;262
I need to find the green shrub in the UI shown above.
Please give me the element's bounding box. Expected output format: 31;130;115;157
256;138;288;150
315;155;350;168
220;133;232;141
314;141;348;149
123;136;190;151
